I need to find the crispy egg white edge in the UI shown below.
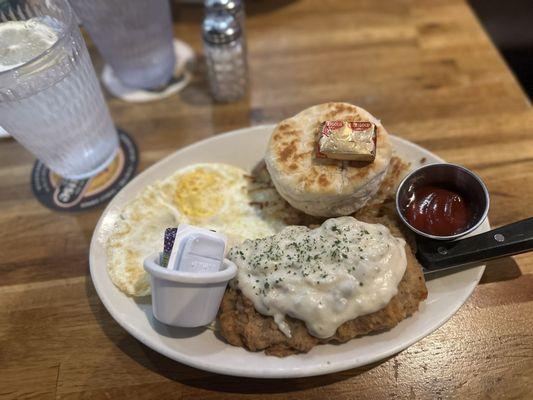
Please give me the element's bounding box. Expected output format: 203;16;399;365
106;163;289;296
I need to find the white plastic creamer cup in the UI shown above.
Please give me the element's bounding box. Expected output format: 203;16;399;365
167;224;227;272
144;252;237;327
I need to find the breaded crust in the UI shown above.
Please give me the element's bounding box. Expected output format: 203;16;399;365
264;103;393;217
218;212;428;357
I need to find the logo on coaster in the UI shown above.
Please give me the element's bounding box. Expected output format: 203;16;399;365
31;129;138;212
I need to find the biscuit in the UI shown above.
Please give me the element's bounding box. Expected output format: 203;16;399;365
265;103;392;217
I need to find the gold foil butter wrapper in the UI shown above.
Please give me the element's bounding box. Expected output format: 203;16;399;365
317;120;377;162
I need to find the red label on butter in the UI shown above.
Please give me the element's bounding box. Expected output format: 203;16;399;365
317;120;377;162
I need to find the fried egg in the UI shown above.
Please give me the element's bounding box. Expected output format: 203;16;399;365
107;163;296;296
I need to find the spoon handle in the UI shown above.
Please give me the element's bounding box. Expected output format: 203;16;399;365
417;217;533;273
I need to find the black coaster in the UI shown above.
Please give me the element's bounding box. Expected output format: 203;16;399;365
31;129;138;212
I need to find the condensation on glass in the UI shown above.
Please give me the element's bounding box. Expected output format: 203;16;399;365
0;0;118;179
69;0;176;90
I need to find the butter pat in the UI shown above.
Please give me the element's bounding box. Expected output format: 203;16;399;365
317;121;377;161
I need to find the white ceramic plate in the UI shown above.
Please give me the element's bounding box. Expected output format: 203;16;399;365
90;125;489;378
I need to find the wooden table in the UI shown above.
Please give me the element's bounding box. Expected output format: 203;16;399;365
1;0;532;398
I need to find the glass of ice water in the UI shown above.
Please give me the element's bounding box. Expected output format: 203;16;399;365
0;0;119;179
69;0;176;90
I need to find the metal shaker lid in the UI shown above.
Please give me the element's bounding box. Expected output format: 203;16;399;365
204;0;243;14
203;12;241;44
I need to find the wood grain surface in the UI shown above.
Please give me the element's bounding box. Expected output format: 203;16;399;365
1;0;533;398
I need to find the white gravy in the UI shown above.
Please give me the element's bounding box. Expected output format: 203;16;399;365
228;216;407;339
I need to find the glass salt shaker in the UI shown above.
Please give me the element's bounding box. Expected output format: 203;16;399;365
203;12;247;102
204;0;245;32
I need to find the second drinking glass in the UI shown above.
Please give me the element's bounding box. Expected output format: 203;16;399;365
69;0;176;90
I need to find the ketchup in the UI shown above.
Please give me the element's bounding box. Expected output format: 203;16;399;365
405;186;470;236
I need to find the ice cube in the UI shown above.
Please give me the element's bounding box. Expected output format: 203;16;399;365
33;16;63;35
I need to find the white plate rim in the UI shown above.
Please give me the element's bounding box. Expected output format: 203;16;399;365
89;124;488;378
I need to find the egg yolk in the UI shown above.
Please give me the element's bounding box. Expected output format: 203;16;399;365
174;169;224;220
